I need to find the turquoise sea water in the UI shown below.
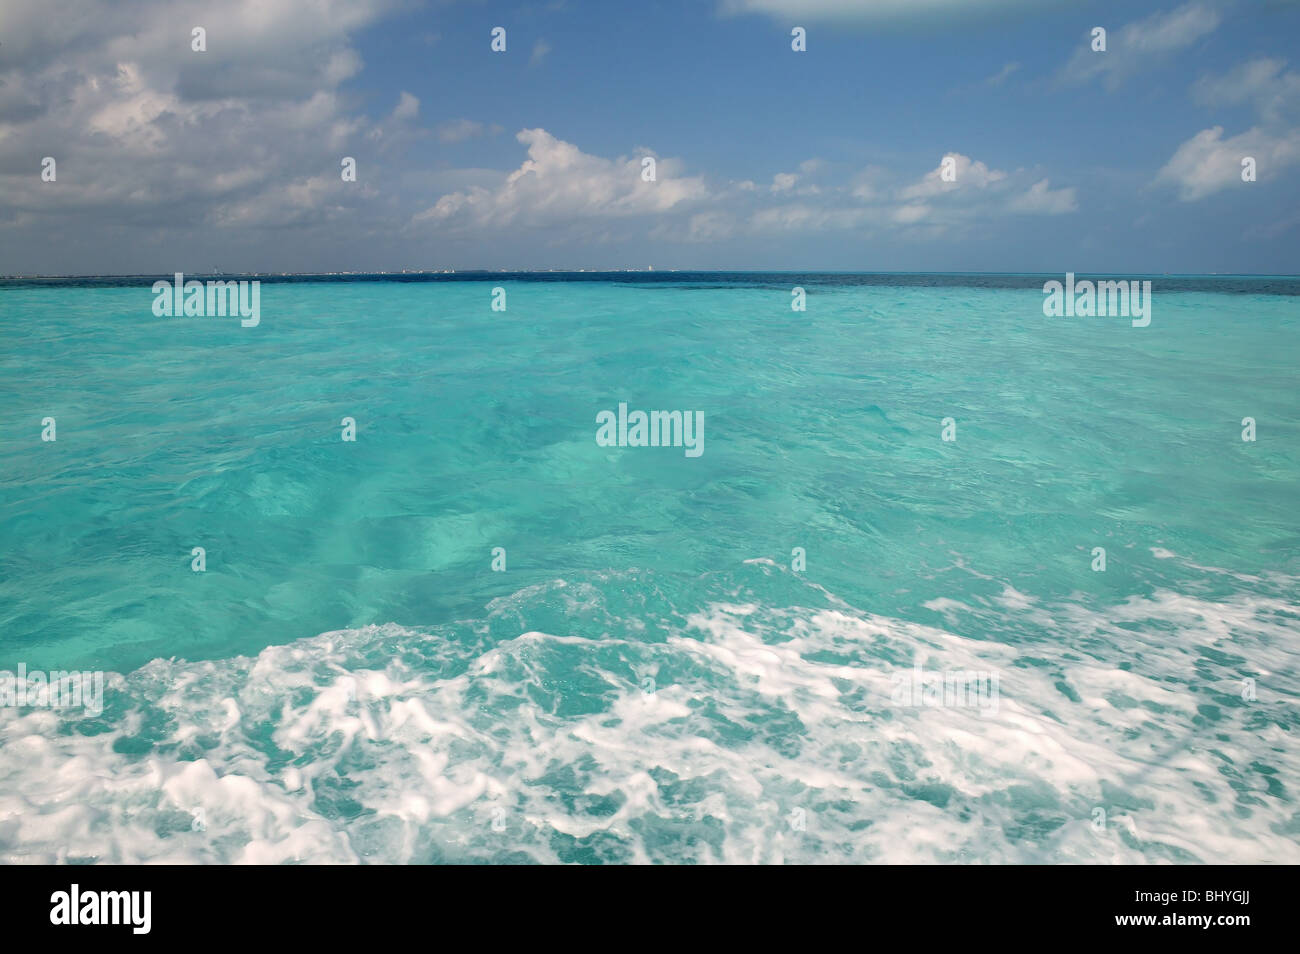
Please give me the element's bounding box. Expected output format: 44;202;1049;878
0;273;1297;863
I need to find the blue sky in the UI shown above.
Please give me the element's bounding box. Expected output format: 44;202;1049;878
2;0;1298;273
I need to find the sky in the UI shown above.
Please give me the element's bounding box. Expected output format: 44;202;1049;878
1;0;1298;274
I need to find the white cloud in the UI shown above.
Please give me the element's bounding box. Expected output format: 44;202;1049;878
434;118;502;143
414;129;711;232
900;153;1006;199
984;62;1021;87
0;0;401;250
1007;178;1078;214
748;203;874;234
889;154;1075;225
768;161;827;195
530;39;552;67
1192;57;1300;123
892;204;931;225
1058;2;1221;90
849;165;887;201
1155;125;1300;200
771;172;798;193
392;91;420;121
413;135;1076;245
743;152;1074;236
1125;2;1221;53
1157;55;1300;200
680;211;737;242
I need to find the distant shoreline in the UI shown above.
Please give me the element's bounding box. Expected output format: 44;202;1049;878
4;270;1299;282
3;271;1298;294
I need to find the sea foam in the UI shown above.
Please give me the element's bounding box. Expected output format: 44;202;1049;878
2;567;1295;864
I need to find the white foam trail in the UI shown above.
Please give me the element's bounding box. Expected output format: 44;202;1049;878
0;577;1295;864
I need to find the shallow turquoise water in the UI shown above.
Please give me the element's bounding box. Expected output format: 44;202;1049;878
0;275;1297;863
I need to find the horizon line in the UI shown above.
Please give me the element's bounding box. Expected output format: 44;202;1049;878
5;269;1300;281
